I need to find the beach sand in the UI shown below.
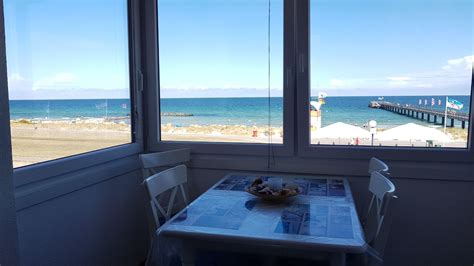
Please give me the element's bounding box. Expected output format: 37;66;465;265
161;124;284;143
10;120;468;168
11;120;131;168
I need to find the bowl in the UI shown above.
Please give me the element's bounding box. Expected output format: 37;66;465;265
245;187;299;201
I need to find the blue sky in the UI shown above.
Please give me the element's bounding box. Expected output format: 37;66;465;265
5;0;473;99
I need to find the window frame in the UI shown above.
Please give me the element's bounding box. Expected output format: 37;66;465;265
0;0;20;262
7;0;144;186
151;0;474;164
151;0;297;157
295;0;474;163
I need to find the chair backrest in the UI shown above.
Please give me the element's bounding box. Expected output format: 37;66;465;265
140;148;191;178
362;157;390;225
368;157;389;176
144;165;189;228
363;172;397;265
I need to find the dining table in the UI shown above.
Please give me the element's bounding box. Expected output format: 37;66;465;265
146;172;367;266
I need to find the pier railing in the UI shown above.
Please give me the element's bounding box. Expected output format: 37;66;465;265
369;101;469;129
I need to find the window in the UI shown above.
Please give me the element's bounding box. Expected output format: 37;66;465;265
158;0;284;144
154;0;473;159
5;0;132;168
308;0;472;149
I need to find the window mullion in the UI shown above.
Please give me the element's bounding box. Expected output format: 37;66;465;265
0;0;20;262
295;0;310;157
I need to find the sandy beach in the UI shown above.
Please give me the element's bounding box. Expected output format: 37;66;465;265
11;119;131;168
161;123;284;143
10;119;468;168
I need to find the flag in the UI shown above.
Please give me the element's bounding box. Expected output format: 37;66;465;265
424;99;427;105
431;98;435;106
446;98;463;110
438;99;441;106
418;99;422;105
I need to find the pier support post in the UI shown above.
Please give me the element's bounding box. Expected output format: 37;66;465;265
450;119;454;127
421;113;424;120
462;121;466;129
440;116;445;126
434;116;437;124
427;114;430;122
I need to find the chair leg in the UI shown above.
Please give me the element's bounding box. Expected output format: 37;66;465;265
330;252;346;266
263;256;277;266
180;243;196;266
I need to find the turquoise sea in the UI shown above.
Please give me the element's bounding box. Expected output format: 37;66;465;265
8;96;471;128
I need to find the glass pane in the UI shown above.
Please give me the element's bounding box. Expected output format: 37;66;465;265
5;0;132;168
310;0;472;148
158;0;283;143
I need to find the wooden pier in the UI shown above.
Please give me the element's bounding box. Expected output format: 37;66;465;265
369;101;470;129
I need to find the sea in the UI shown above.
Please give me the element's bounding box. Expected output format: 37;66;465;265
8;96;471;129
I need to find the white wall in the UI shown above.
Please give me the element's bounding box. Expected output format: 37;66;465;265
8;148;473;266
184;158;474;266
14;157;150;266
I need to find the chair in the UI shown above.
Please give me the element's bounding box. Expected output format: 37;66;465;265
144;165;189;228
362;158;390;224
140;148;191;179
359;171;398;266
139;149;191;229
368;157;389;176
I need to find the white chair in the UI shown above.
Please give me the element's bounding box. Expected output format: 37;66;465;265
362;157;390;226
140;148;191;179
139;149;191;229
368;157;389;176
144;165;189;228
360;171;397;266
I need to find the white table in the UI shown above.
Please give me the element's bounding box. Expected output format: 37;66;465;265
147;173;366;266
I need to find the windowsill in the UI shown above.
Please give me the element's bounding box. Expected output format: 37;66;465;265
14;143;142;187
187;153;474;182
14;154;141;211
154;140;294;157
297;144;474;163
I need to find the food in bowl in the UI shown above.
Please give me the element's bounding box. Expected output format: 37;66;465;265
246;177;300;199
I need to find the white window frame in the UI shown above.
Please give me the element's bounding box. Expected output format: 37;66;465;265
150;0;474;164
0;0;19;262
5;0;145;186
150;0;297;157
295;0;474;163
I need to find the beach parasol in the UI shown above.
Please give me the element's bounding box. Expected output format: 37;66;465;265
376;123;452;142
313;122;371;139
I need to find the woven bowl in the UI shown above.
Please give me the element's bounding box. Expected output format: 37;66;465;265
245;187;299;201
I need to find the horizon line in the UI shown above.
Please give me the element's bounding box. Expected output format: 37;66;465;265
8;94;471;101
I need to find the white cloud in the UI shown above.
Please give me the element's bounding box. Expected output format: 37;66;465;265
444;55;473;70
329;79;345;87
414;84;433;88
386;76;413;86
447;58;465;65
386;76;413;82
8;73;24;82
7;73;33;93
32;73;77;91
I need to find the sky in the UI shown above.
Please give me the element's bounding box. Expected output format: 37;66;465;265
4;0;473;100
